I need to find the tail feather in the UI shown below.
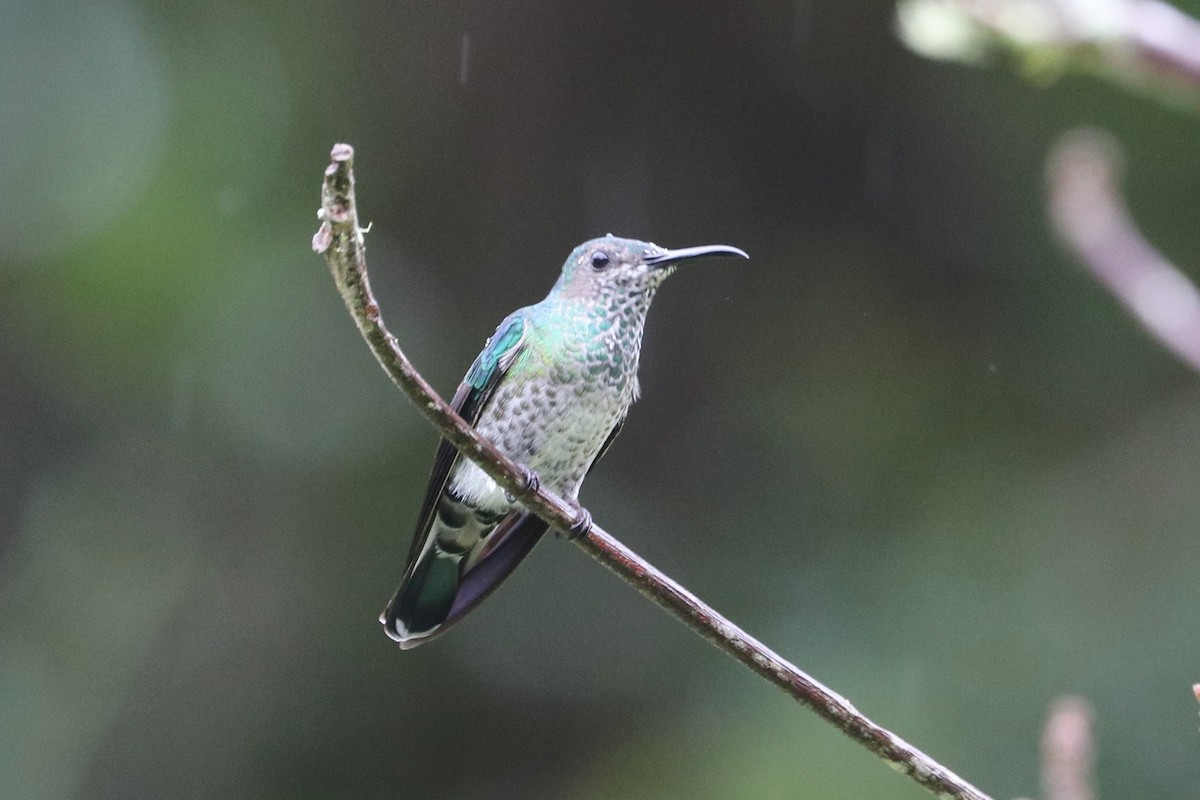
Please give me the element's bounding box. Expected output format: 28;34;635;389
380;510;547;649
382;545;461;643
447;514;546;620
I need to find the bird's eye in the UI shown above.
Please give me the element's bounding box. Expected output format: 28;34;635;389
590;251;611;271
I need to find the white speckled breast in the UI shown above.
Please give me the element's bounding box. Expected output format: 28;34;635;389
448;293;648;513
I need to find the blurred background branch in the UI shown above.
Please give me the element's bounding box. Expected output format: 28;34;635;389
897;0;1200;379
1041;697;1096;800
896;0;1200;108
313;143;994;800
1048;129;1200;374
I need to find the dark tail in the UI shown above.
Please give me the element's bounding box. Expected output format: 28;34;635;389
380;511;547;649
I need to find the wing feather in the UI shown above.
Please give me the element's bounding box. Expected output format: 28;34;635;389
382;314;537;646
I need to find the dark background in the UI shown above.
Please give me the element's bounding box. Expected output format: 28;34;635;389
3;1;1199;798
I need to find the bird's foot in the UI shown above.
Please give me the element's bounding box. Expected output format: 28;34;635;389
506;465;540;503
565;503;593;541
518;465;540;494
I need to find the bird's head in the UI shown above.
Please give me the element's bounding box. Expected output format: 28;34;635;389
551;235;748;304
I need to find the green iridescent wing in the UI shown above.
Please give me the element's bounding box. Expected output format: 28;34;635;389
398;313;528;566
382;313;548;647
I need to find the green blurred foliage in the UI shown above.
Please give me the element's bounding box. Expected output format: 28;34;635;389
2;1;1199;798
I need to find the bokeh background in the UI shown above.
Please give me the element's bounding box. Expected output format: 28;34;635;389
3;1;1199;798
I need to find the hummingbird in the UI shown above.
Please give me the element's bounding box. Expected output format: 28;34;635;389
380;235;748;648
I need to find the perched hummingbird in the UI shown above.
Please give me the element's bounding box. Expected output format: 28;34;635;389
380;235;748;648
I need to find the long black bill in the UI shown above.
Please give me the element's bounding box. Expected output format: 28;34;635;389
644;244;749;268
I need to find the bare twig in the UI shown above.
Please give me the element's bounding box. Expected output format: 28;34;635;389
312;143;993;800
1041;697;1096;800
1047;128;1200;374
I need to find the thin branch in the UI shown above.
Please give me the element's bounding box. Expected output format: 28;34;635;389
1047;128;1200;374
312;143;993;800
1041;697;1096;800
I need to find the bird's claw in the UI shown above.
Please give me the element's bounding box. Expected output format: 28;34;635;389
513;466;589;539
566;504;592;541
518;465;540;494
